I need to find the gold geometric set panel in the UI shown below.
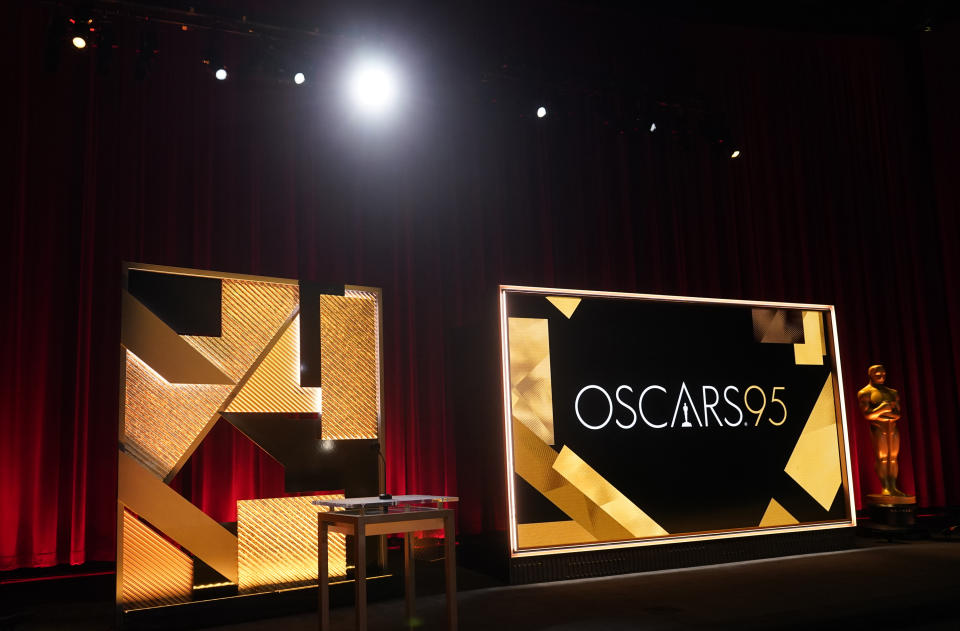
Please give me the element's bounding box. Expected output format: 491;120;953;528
793;310;826;366
319;294;379;440
122;351;233;480
119;266;384;610
118;452;239;585
758;498;799;528
785;374;842;510
121;291;233;385
546;296;582;319
513;418;666;544
237;495;347;594
226;316;321;414
183;279;300;382
509;317;555;445
517;520;597;549
118;508;193;609
552;446;667;539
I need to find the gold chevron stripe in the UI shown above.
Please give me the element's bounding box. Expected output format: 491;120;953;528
118;508;193;608
121;291;234;385
118;452;239;584
513;418;635;543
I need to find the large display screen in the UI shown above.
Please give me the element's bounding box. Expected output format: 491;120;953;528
500;286;855;556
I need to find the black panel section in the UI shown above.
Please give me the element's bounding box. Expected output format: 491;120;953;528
514;475;569;524
128;270;222;336
220;413;377;495
504;292;846;537
298;281;346;388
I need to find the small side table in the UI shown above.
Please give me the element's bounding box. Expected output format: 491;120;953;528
314;495;458;631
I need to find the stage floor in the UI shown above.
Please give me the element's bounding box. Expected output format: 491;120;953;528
3;535;959;630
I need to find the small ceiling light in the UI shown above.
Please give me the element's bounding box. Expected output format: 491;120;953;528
294;71;306;85
649;122;657;132
72;35;87;49
537;106;547;118
730;149;741;159
215;67;227;81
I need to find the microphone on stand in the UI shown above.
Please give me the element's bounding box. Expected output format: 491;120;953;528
371;442;392;500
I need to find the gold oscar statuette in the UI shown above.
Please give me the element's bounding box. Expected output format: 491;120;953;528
857;364;916;506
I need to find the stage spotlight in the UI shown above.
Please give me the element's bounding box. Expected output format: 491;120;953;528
537;106;547;118
346;56;400;117
731;149;741;159
215;67;228;81
649;122;657;132
294;71;306;85
72;35;87;49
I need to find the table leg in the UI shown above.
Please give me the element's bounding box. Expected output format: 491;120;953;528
443;513;457;630
319;520;329;631
355;522;367;631
404;532;415;624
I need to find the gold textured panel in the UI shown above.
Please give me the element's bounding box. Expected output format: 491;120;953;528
508;317;555;445
122;351;233;479
225;316;321;413
513;419;635;543
793;311;826;366
552;446;668;538
319;295;379;440
758;498;799;528
118;452;239;584
517;520;597;548
784;374;842;510
546;296;582;319
237;495;347;593
118;508;193;609
121;292;234;385
183;279;300;382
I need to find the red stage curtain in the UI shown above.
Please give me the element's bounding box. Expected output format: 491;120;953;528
2;4;959;570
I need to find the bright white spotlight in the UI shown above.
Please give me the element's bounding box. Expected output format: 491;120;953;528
537;106;547;118
649;122;657;132
730;149;741;159
294;72;306;85
347;57;399;117
72;35;87;49
215;67;227;81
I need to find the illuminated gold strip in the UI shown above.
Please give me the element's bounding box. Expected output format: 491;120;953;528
508;318;555;445
225;316;321;413
552;446;668;538
118;509;192;609
517;520;597;548
118;452;239;584
319;295;379;440
793;311;826;365
546;296;582;319
513;418;634;543
784;374;842;510
500;284;835;311
183;279;300;382
237;495;347;594
125;262;298;286
121;291;234;385
758;498;799;528
122;351;232;479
